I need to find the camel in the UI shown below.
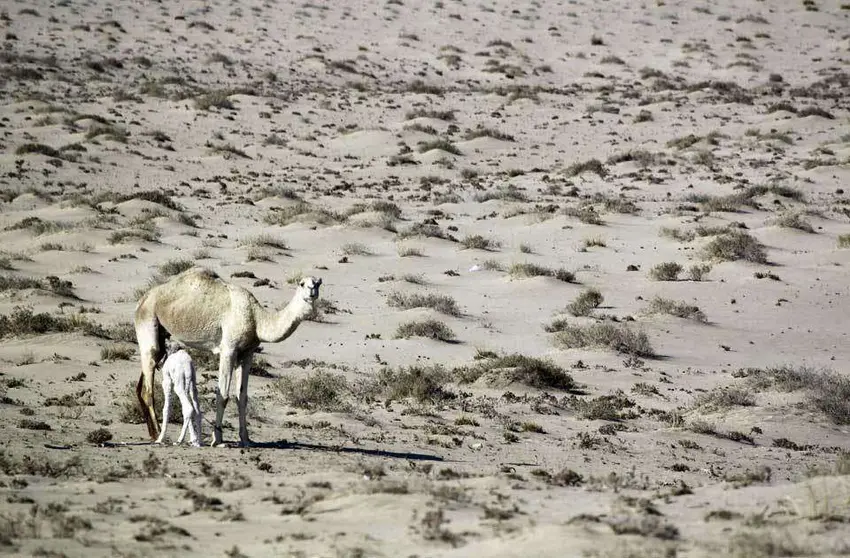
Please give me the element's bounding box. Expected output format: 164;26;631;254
156;343;203;447
134;267;322;446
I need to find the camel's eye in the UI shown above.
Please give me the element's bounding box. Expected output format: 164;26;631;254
299;280;304;287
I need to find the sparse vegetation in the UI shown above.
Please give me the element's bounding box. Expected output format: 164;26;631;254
691;386;755;411
566;288;604;316
395;319;456;342
461;234;500;251
553;323;655;357
101;343;135;361
565;159;607;178
649;262;682;281
158;258;194;277
272;371;350;411
341;242;373;256
772;212;815;233
644;297;707;323
509;263;575;282
375;365;453;403
387;291;461;316
418;139;462;155
119;382;180;425
739;366;850;424
702;231;768;263
455;353;577;391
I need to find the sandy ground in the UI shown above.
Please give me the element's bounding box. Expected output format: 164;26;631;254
1;0;850;556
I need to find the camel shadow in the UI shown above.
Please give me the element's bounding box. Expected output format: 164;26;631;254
251;439;446;462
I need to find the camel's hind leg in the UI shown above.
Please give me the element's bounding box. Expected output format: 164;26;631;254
135;320;163;440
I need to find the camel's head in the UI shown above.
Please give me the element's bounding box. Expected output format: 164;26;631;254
297;276;322;304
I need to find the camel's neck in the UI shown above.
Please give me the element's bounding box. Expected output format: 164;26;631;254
255;296;313;344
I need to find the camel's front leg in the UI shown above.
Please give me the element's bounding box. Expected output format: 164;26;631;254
213;350;237;446
235;352;254;447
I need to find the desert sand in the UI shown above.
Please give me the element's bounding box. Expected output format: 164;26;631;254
1;0;850;556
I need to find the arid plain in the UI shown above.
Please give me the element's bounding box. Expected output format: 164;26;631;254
1;0;850;556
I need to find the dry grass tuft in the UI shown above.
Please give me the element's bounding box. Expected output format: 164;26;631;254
387;291;461;316
395;319;456;342
509;263;575;282
455;353;577;391
553;323;655;357
272;371;350;411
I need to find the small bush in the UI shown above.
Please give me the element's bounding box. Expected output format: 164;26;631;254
418;139;462;155
554;323;655;357
565;159;607;178
375;365;453;403
272;371;349;411
158;259;194;277
263;202;342;227
0;306;105;339
644;297;707;323
86;428;113;444
405;109;455;121
649;262;682;281
688;264;712;281
387;291;461;316
565;391;637;420
741;366;850;424
15;143;62;158
566;288;604;317
119;382;180;424
108;228;161;245
397;246;423;257
692;387;755;411
461;234;500;251
239;234;289;250
702;231;767;263
101;343;135;361
463;127;515;142
4;216;72;235
395;319;456;342
341;242;373;256
563;206;604;225
195;89;234;110
838;234;850;248
509;263;575;282
772;212;814;233
455;353;576;391
18;419;51;430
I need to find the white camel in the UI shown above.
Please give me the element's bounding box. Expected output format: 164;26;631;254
134;267;322;446
156;343;203;447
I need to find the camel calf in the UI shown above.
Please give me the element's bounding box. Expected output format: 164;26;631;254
156;346;203;447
